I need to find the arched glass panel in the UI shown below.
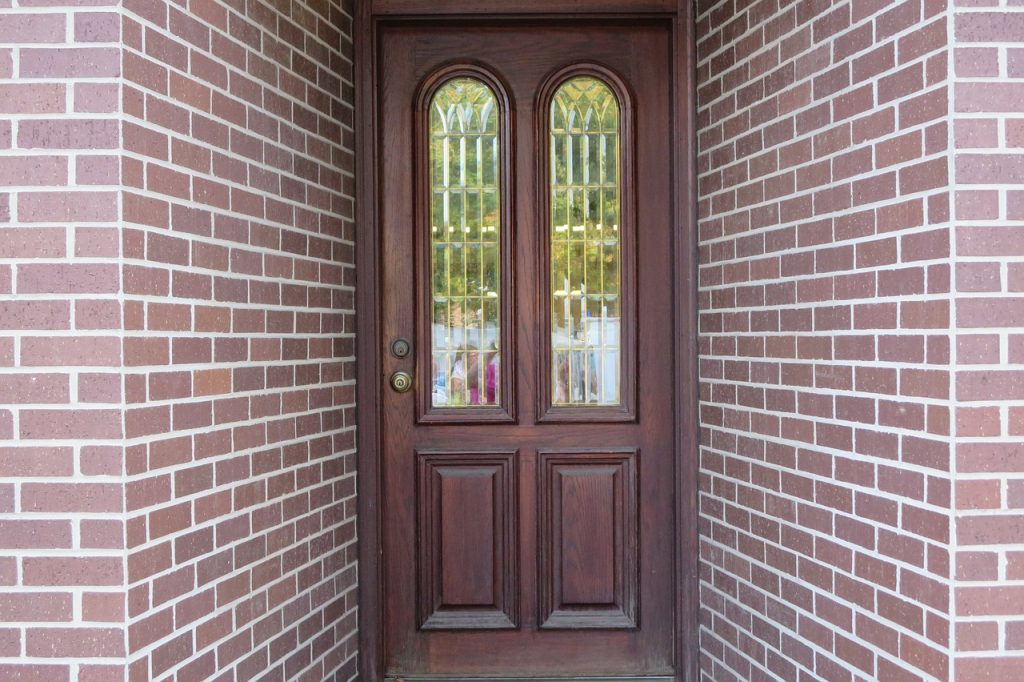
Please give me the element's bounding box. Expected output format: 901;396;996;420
428;77;502;408
549;76;621;406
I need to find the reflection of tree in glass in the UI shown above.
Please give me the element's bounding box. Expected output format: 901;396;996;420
428;77;502;407
550;77;622;406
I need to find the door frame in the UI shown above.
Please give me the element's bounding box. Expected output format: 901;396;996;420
353;2;699;679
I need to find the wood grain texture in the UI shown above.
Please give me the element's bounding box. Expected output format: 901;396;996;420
539;450;638;629
417;451;519;629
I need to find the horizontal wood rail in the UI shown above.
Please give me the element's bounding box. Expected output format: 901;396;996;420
371;0;675;15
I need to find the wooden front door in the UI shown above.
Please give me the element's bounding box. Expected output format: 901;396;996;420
375;17;679;680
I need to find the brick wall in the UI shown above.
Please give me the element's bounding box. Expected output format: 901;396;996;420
696;0;953;679
1;0;358;679
118;0;358;679
951;2;1024;678
1;3;129;679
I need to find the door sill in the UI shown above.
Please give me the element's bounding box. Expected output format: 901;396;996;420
385;677;676;681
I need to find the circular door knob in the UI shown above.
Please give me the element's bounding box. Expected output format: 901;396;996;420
390;371;413;393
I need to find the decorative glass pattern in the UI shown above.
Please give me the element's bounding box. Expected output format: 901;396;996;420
549;77;621;407
428;77;502;408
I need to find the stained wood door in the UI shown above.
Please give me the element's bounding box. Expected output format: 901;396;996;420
377;18;677;679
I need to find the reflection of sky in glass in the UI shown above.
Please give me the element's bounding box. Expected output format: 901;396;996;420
550;77;621;406
429;78;501;408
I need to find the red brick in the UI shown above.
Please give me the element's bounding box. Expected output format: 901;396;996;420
958;153;1024;184
901;300;948;329
957;551;998;581
899;17;945;63
0;520;72;549
900;158;947;194
21;483;122;513
18;121;119;151
75;12;119;42
958;298;1024;328
80;520;123;550
956;12;1024;42
21;337;120;367
26;627;123;657
0;447;73;477
954;225;1024;254
20;409;122;440
0;593;72;622
81;592;123;623
956;407;1001;437
0;13;65;43
0;227;65;259
0;374;68;404
0;83;68;116
956;657;1024;681
958;514;1024;546
149;502;192;540
23;558;123;587
958;371;1024;401
0;665;69;681
76;300;121;330
900;632;948;680
0;155;68;186
0;301;69;330
74;83;119;115
899;88;947;128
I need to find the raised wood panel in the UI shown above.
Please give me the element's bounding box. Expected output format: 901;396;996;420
561;472;616;605
440;473;495;605
417;451;518;629
538;450;638;629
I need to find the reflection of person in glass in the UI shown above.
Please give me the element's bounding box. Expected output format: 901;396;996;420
450;344;479;405
554;351;570;404
484;341;499;405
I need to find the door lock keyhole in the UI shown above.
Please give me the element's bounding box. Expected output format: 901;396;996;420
390;371;413;393
391;338;412;359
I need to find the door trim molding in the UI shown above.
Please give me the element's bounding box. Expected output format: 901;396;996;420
354;0;384;678
673;1;700;680
354;3;699;680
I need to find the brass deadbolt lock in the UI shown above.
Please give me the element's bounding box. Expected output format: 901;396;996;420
390;371;413;393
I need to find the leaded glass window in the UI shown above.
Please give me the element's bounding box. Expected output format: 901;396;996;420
428;77;502;409
549;77;622;407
